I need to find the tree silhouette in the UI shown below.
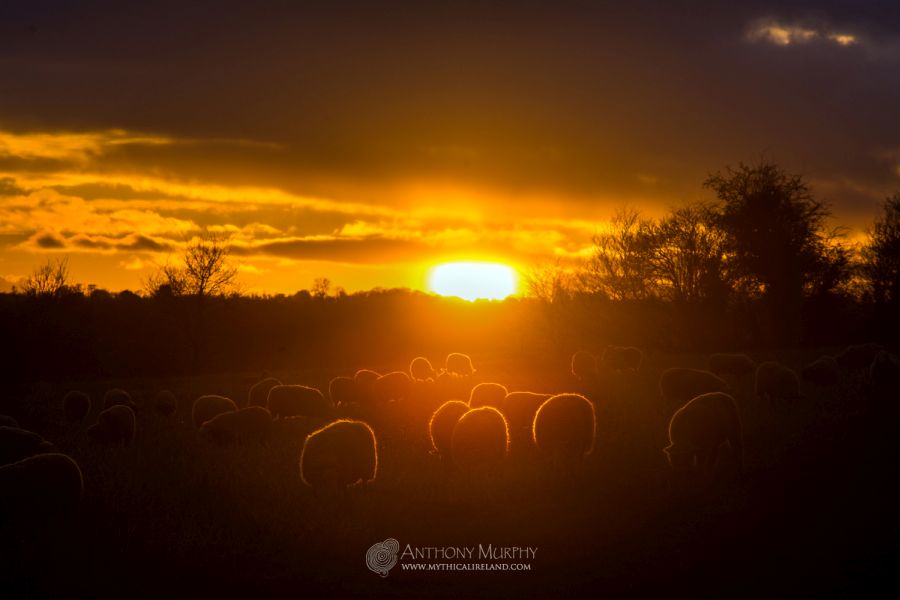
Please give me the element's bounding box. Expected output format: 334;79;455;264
145;233;239;300
862;192;900;305
19;256;75;297
581;208;655;301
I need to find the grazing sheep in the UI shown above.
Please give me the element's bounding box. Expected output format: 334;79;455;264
532;394;595;459
600;345;643;373
659;368;729;409
0;453;83;517
267;385;333;419
248;377;282;408
201;406;273;445
409;356;437;381
801;356;840;387
299;419;378;490
103;388;137;411
372;372;412;404
0;426;54;466
571;351;598;381
191;395;238;429
707;353;756;378
450;407;509;469
469;382;508;409
664;392;743;475
870;351;900;392
62;391;91;424
836;343;885;370
501;391;551;431
87;405;136;445
154;390;178;417
755;361;801;405
445;352;475;377
428;400;470;461
329;376;357;407
354;369;382;405
0;415;19;428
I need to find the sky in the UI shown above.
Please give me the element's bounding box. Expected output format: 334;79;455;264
0;0;898;294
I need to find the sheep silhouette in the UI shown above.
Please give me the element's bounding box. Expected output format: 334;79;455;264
62;391;91;424
659;368;729;410
570;351;598;381
299;419;378;490
451;407;509;469
0;426;54;466
248;377;282;408
103;388;137;411
409;356;437;381
445;352;475;377
329;376;358;407
192;395;238;429
201;406;273;445
268;385;333;419
469;382;508;409
755;361;801;406
0;453;83;519
801;356;840;386
600;346;643;373
664;391;743;476
153;390;178;417
87;405;136;445
532;393;595;459
428;400;470;463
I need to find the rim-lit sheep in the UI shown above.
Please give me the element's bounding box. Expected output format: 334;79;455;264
428;400;470;463
451;407;509;469
445;352;475;377
103;388;137;411
62;391;91;424
0;426;54;466
299;419;378;490
87;405;136;445
409;357;437;381
248;377;282;408
601;346;643;373
191;395;238;429
0;415;19;428
154;390;178;417
707;353;756;378
469;382;508;409
329;376;357;407
354;369;382;406
836;343;885;370
0;453;83;518
571;351;598;381
372;372;411;405
755;361;801;405
659;368;729;410
664;392;743;475
267;385;334;419
801;356;840;386
201;406;273;445
502;391;551;437
532;394;596;459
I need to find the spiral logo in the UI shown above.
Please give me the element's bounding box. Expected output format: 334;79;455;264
366;538;400;577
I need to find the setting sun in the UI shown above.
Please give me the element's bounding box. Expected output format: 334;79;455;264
427;262;518;301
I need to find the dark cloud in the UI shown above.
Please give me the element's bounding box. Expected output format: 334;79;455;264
33;231;65;249
0;177;27;196
246;237;427;265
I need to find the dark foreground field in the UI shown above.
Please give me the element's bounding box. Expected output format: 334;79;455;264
2;350;898;599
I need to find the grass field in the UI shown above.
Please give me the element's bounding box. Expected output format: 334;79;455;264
2;349;898;598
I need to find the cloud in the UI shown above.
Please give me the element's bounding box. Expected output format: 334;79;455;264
745;19;858;47
32;230;66;249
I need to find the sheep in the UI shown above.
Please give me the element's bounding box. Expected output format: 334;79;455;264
450;407;509;469
248;377;282;408
329;376;357;407
755;361;801;405
870;351;900;393
299;419;378;490
428;400;470;463
267;385;333;419
570;351;598;381
664;392;743;476
600;345;643;373
801;356;840;386
0;426;54;466
469;382;508;409
372;371;412;405
445;352;475;377
836;343;885;370
201;406;273;445
354;369;382;405
659;368;729;409
0;415;19;428
532;393;595;459
62;391;91;424
0;453;83;518
707;353;756;378
103;388;137;411
501;391;551;431
87;405;136;445
409;356;437;381
191;395;238;429
154;390;178;417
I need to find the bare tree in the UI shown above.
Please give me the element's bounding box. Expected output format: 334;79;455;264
580;208;656;301
19;256;74;297
145;233;239;299
861;192;900;304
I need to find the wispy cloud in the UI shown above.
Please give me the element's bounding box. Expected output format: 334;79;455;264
746;19;858;48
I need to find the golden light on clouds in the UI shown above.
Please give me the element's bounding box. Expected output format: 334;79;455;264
428;262;519;301
746;20;857;47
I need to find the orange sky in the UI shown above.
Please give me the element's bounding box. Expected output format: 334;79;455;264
0;2;897;294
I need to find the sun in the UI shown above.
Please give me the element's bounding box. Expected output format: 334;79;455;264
427;261;518;301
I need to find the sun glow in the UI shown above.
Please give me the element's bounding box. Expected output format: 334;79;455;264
428;262;518;301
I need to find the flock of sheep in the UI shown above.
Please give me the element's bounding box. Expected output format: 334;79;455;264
2;343;898;522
